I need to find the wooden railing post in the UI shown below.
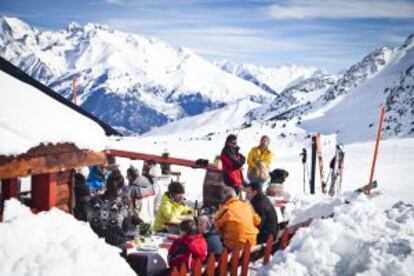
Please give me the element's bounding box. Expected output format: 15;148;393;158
32;173;57;211
241;242;251;276
263;234;274;265
230;247;240;276
219;248;228;276
1;178;19;200
192;258;202;276
171;267;180;276
280;227;290;250
179;263;187;276
206;253;216;276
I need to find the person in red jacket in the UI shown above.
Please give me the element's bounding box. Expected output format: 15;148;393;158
220;134;246;194
168;219;207;270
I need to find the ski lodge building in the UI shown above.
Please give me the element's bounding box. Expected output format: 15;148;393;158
0;56;120;218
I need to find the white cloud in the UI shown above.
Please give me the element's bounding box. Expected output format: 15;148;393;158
267;0;414;19
106;0;124;4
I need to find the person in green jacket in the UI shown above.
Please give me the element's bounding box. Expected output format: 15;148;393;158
153;181;193;232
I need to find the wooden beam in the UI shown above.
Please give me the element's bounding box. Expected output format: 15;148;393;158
107;149;221;171
0;150;105;180
1;178;19;200
32;173;57;211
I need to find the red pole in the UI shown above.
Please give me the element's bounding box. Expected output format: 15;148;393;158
368;105;386;195
72;74;78;105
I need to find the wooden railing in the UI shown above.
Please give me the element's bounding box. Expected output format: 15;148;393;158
170;218;313;276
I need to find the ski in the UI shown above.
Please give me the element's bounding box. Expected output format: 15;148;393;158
328;145;345;196
315;133;326;193
310;136;317;194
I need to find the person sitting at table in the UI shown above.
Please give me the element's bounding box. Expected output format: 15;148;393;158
126;166;156;223
198;215;223;257
73;172;91;222
153;181;193;232
214;186;261;251
86;170;141;247
168;219;207;270
245;181;278;244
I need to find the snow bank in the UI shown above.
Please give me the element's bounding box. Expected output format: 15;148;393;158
0;70;108;156
259;196;414;276
0;199;135;276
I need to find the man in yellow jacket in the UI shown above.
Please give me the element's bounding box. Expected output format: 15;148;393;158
214;186;260;251
247;135;273;184
153;182;193;232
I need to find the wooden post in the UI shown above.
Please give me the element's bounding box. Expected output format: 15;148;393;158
241;242;251;276
171;267;180;276
179;263;187;276
206;254;216;276
193;259;202;276
219;248;228;276
1;178;19;200
32;173;57;211
368;105;386;195
72;74;78;105
230;247;240;276
263;234;274;265
280;227;290;250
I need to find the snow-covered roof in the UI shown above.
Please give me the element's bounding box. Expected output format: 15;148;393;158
0;59;111;156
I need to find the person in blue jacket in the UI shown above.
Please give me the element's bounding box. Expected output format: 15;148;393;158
86;165;105;193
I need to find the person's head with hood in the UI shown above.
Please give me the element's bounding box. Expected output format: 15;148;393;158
179;219;198;237
244;181;262;201
106;170;125;196
198;215;212;234
221;186;237;204
225;134;239;150
168;181;186;204
126;165;139;183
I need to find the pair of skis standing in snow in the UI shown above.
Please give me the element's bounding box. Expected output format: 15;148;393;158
301;133;345;196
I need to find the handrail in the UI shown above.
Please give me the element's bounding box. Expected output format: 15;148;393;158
106;149;222;171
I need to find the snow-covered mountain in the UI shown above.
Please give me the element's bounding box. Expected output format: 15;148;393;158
216;60;320;95
150;35;414;144
247;69;338;121
0;17;272;133
300;35;414;143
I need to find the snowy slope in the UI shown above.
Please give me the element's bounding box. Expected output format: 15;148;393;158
258;197;414;276
146;99;261;138
216;60;320;94
0;17;272;134
301;35;414;143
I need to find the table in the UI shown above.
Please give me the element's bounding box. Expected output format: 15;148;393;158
126;234;178;275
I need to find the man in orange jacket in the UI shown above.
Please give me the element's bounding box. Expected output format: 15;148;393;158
214;186;261;251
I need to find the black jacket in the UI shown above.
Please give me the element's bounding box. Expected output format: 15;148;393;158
250;192;278;244
74;181;91;221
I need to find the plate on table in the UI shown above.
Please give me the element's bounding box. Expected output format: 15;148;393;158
136;244;159;251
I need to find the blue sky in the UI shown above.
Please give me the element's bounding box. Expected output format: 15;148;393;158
1;0;414;72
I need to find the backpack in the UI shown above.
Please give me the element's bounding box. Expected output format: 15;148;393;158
86;196;131;247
